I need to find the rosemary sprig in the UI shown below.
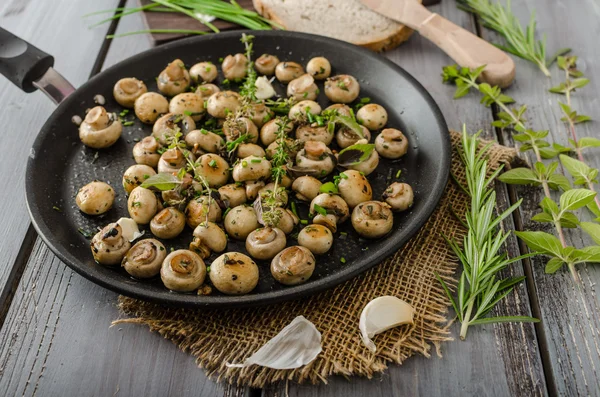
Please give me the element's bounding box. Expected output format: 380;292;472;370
437;126;538;340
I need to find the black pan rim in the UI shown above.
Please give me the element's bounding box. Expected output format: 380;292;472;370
25;30;450;308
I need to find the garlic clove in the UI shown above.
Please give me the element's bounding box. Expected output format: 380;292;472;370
359;296;414;353
116;217;144;242
255;76;276;100
226;315;322;369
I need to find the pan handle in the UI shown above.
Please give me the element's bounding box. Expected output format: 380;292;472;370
0;27;75;104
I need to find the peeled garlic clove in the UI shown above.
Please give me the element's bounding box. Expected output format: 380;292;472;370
255;76;276;100
359;296;414;353
226;316;322;369
116;217;144;242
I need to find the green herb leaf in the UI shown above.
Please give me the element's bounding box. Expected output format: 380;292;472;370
531;212;554;223
469;316;540;326
578;137;600;149
515;231;563;257
540;197;559;215
545;257;565;274
498;167;540;185
320;182;339;194
559;188;597;212
547;173;571;191
581;222;600;245
560;154;594;183
313;203;327;216
140;173;182;191
338;144;375;166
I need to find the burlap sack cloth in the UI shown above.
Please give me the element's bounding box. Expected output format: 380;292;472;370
115;130;516;387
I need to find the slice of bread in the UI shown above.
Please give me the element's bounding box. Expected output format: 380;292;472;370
252;0;416;52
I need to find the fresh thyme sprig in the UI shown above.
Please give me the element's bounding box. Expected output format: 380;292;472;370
436;126;538;340
240;33;258;101
456;0;570;76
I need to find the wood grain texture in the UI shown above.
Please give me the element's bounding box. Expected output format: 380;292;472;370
486;0;600;394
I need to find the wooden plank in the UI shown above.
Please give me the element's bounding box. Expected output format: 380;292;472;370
488;0;600;394
266;0;547;395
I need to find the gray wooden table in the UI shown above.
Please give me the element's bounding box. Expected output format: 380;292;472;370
1;0;598;395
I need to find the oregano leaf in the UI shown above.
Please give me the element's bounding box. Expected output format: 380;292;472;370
515;231;563;258
498;168;540;185
559;188;597;211
560;154;591;181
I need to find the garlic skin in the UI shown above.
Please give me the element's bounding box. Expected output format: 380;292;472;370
359;296;414;353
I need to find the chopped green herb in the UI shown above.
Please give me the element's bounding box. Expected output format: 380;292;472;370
396;170;402;178
242;160;248;167
52;206;62;212
78;228;93;239
184;110;193;116
123;121;134;126
313;203;327;216
340;257;347;263
208;159;218;168
300;219;308;225
251;158;262;163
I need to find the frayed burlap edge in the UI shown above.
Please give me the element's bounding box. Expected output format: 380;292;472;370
114;130;516;387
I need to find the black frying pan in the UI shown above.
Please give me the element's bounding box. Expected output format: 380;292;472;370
1;28;450;308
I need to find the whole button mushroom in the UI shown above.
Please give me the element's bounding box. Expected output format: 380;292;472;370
336;125;371;149
289;100;321;122
298;224;333;255
157;59;191;96
189;61;218;83
306;57;331;80
275;61;305;83
383;182;414;212
246;227;287;260
79;106;122;149
310;193;349;233
76;181;115;215
127;186;159;225
223;117;259;143
169;93;205;122
189;222;228;258
270;208;299;234
337;170;373;208
206;91;241;119
324;103;353;119
296;124;333;145
122;239;166;278
222;53;248;80
237;143;266;159
271;246;316;286
196;83;221;99
210;252;259;295
232;156;271;183
185;196;222;229
292;176;322;202
258;182;289;207
122;164;156;194
185;129;225;154
375;128;409;159
133;136;161;167
357;104;388;131
245;180;265;201
295;141;336;178
90;223;131;266
247;102;272;128
218;183;247;207
134;92;169;124
255;54;280;76
157;147;188;174
260;117;294;146
113;77;147;108
224;205;260;240
324;74;360;103
351;201;394;239
194;153;230;188
160;249;207;292
150;207;186;239
343;140;380;176
152;113;196;146
265;138;299;160
287;74;319;101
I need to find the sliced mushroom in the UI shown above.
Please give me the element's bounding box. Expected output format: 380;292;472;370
245;180;265;201
113;77;148;108
157;59;191;96
306;57;332;80
260;117;294;146
271;246;315;285
383;182;414;211
247;102;272;128
255;54;280;75
336;125;371;149
357;104;388;131
150;207;185;239
206;91;242;119
246;227;287;260
209;252;259;295
194;153;230;187
122;238;166;278
223;117;258;143
237;143;266;158
375;128;409;159
296;124;333;145
79;106;122;149
351;201;394;239
190;61;218;83
185;195;222;228
161;249;206;292
133;136;161;167
218;183;247;207
157;147;188;174
76;181;115;215
295;141;335;177
195;83;220;99
169;93;205;122
287;74;319;101
275;61;304;83
134;92;169;124
232;156;271;182
310;193;349;233
289;100;321;122
292;176;322;202
122;164;156;194
224;205;260;240
152;113;196;146
324;74;360;103
337;170;373;208
345;147;379;176
298;224;333;255
189;221;228;258
222;53;248;80
185;129;225;154
127;186;159;224
90;223;131;266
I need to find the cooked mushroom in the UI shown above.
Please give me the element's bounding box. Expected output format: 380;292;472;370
190;61;218;83
296;124;333;145
161;249;206;292
206;91;242;119
246;227;287;260
150;207;186;239
127;186;159;224
122;164;156;194
222;53;248;80
157;59;191;96
189;221;228;258
383;182;414;211
298;224;333;255
260;117;294;146
232;155;271;182
76;181;115;215
289;100;321;121
310;193;349;233
265;138;299;160
336;125;371;149
255;54;280;75
271;246;315;285
152;113;196;146
244;102;270;128
223;117;259;143
185;129;225;154
324;74;360;103
133;136;161;167
122;239;166;278
375;128;409;159
357;104;388;131
295;141;335;177
287;74;319;101
157;148;188;174
292;176;322;202
195;83;220;99
344;141;380;176
209;252;259;295
324;103;353;118
185;195;222;228
113;77;147;108
245;180;265;201
337;170;373;208
258;182;289;207
194;153;230;187
351;201;393;238
224;205;260;240
169;93;205;122
90;223;131;266
134;92;169;124
237;143;266;158
275;61;304;83
218;183;247;207
306;57;331;80
79;106;122;149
